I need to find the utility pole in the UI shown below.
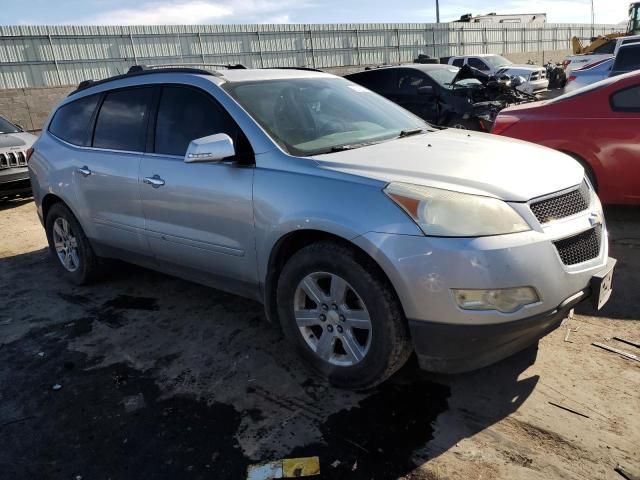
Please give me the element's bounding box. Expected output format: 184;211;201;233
591;0;595;38
436;0;440;23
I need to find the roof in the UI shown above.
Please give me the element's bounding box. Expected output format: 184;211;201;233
68;65;335;96
218;68;334;82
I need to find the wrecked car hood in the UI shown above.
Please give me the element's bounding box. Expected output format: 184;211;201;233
312;129;584;202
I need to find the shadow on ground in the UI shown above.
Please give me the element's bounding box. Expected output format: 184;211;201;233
0;247;541;479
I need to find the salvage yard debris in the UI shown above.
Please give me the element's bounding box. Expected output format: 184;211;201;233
613;337;640;349
247;457;320;479
592;342;640;362
547;401;590;419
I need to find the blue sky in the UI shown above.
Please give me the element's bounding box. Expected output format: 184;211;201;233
2;0;631;25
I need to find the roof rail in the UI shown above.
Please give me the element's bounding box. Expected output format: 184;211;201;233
68;63;245;97
128;63;247;72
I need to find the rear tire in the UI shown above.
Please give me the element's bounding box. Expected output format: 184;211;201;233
276;241;412;389
45;203;101;285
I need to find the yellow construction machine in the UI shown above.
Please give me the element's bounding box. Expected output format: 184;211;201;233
571;2;640;54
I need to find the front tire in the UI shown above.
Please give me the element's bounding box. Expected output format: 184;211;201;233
45;203;101;285
276;242;412;389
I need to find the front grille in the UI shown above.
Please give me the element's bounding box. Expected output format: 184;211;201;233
0;151;27;169
553;226;601;265
530;182;590;224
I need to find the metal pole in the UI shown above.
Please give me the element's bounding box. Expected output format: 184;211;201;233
436;0;440;23
591;0;595;38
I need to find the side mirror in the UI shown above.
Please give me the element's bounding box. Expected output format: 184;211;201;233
184;133;235;163
417;85;435;96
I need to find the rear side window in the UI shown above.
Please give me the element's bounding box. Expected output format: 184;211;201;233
451;58;464;68
93;87;154;152
397;71;426;91
154;86;239;156
610;85;640;111
613;45;640;72
49;94;100;146
347;70;396;93
468;58;489;71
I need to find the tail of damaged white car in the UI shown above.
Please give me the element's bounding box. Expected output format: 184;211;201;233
28;67;616;389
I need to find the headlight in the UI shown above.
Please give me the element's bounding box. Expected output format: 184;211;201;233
384;182;530;237
453;287;540;313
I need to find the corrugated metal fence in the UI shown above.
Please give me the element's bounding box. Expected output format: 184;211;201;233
0;23;619;89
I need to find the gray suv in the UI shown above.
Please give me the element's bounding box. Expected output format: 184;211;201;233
29;66;615;388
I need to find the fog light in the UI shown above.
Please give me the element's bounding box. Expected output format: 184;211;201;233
453;287;540;313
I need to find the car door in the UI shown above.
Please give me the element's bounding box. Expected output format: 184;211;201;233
604;84;640;202
391;68;439;123
73;86;153;255
139;84;258;295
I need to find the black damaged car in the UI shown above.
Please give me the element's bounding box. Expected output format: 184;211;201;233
345;64;533;131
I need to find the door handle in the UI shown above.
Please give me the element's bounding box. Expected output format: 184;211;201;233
143;174;165;188
77;166;92;177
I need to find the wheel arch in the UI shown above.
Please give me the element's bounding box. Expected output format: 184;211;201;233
559;149;599;191
263;229;406;325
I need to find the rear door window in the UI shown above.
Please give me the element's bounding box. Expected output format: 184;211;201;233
49;94;100;146
93;87;154;152
610;85;640;111
613;45;640;72
348;70;396;93
154;86;240;157
468;58;490;71
397;70;427;92
451;58;464;68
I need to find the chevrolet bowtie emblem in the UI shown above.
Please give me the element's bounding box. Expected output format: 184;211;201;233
589;212;603;227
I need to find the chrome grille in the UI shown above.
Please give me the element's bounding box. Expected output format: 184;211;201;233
553;226;601;266
0;151;27;169
530;182;590;224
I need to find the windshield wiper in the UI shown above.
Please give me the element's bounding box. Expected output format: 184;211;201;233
398;128;426;138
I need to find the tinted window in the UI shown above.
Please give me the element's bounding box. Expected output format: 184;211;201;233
93;88;153;152
592;41;616;54
397;71;426;92
49;94;100;146
347;70;395;93
154;86;239;156
452;58;464;67
468;58;490;71
611;85;640;111
613;45;640;72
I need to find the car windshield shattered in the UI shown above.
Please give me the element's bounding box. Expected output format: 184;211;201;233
223;77;427;156
0;116;21;134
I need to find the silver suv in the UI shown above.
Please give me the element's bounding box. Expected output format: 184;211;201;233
29;66;615;388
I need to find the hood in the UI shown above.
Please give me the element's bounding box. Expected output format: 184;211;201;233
312;129;583;202
0;132;37;151
506;64;544;72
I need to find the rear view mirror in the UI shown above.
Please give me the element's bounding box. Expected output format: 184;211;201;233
185;133;235;163
417;85;435;96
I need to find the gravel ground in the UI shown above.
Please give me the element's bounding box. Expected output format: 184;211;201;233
0;199;638;480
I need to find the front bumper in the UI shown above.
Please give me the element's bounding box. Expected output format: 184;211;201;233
352;200;611;372
409;285;588;373
0;167;31;196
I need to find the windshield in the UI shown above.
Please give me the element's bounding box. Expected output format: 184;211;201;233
0;116;21;134
484;55;513;68
223;77;426;156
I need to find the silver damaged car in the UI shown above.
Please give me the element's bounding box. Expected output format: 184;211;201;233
29;67;616;388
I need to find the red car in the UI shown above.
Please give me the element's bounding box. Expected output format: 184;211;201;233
492;71;640;205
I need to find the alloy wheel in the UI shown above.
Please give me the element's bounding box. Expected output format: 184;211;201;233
52;217;80;272
293;272;372;367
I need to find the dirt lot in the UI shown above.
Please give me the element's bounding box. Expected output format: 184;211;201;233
1;199;639;480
